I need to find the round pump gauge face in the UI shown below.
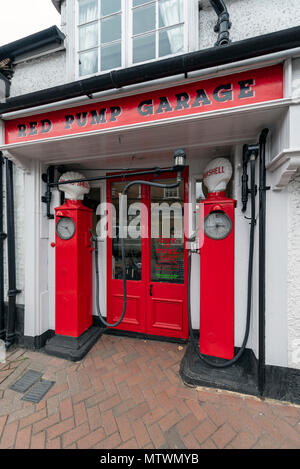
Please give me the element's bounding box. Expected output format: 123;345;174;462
56;217;76;240
204;211;232;240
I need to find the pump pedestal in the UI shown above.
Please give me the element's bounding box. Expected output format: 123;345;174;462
180;342;259;397
45;326;104;362
200;193;236;360
45;199;103;361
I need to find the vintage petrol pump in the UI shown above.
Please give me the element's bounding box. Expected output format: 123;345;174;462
53;173;93;338
199;158;236;360
45;152;187;360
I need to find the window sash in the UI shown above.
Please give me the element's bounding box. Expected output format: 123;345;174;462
129;0;187;65
76;0;125;77
75;0;191;78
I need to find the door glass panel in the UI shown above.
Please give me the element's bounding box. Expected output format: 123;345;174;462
159;25;184;57
79;22;98;50
133;33;156;63
112;182;142;281
133;4;156;35
101;42;122;70
79;49;98;76
79;0;98;25
151;179;184;284
101;0;121;17
101;14;122;43
133;0;149;6
159;0;184;28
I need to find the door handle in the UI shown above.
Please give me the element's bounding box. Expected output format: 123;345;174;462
150;285;153;297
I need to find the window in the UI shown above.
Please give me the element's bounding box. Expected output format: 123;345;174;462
195;180;205;204
78;0;123;77
163;187;179;199
76;0;197;78
131;0;185;65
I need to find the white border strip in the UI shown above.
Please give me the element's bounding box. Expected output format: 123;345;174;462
0;98;292;152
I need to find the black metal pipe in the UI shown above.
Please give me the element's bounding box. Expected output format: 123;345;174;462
50;166;173;187
258;128;269;397
2;25;300;114
5;159;21;349
43;166;177;219
210;0;231;46
0;153;5;340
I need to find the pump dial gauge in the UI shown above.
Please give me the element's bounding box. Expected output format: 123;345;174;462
204;211;232;240
56;217;76;240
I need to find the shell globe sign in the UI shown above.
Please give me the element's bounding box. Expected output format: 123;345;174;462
203;158;233;193
58;172;90;201
4;65;283;145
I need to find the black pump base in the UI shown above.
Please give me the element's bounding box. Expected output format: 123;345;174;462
180;343;259;398
44;326;104;362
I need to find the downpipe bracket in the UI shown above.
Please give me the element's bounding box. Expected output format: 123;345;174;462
7;289;22;298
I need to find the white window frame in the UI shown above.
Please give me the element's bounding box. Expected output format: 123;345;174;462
128;0;188;67
75;0;126;79
71;0;199;80
163;187;180;199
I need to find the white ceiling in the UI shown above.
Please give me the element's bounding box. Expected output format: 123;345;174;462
3;101;288;170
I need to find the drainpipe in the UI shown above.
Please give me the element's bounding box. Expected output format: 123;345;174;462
210;0;231;46
258;128;269;397
0;153;5;341
5;159;20;349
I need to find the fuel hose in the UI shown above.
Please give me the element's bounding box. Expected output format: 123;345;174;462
93;171;184;328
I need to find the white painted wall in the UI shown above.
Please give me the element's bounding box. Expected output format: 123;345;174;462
287;175;300;369
199;0;300;49
265;186;289;367
9;52;66;98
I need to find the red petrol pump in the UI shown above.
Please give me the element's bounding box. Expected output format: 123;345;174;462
45;152;188;360
54;173;93;338
200;159;236;360
185;151;258;372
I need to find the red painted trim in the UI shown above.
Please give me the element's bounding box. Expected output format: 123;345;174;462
5;65;283;145
106;167;189;339
200;198;235;359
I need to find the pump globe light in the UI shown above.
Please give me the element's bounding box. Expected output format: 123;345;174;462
203;158;233;193
58;172;90;200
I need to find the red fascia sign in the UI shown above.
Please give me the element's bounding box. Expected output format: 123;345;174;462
5;65;283;145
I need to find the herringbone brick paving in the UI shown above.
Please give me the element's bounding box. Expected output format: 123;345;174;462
0;334;299;449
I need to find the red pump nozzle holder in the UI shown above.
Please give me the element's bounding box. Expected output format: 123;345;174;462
199;193;236;360
54;199;93;338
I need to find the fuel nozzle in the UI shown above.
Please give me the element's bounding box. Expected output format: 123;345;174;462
90;229;105;245
242;144;259;212
90;229;98;244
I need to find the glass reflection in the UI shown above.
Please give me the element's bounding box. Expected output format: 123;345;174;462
112;183;142;281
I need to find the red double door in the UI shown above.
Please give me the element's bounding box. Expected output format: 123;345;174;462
106;169;189;340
